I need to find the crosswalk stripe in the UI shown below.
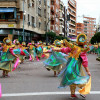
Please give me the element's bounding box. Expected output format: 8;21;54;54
2;91;100;97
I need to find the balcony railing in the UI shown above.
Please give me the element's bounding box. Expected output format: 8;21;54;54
0;19;18;22
0;0;17;2
51;15;54;20
51;5;54;12
50;25;54;30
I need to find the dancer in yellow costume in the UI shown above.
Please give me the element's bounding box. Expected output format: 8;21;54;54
20;42;28;63
55;34;91;99
27;41;36;61
44;40;67;76
1;37;18;77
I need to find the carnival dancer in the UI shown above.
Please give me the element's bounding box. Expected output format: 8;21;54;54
13;39;29;67
27;41;36;61
55;34;91;99
42;42;52;59
44;40;67;77
19;42;28;63
35;41;43;61
87;44;94;54
96;43;100;61
0;37;19;77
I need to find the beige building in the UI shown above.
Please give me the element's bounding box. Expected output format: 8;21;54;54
67;0;76;38
83;17;96;42
59;1;64;36
0;0;50;42
50;0;60;35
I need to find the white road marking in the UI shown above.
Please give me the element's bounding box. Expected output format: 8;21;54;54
2;91;100;97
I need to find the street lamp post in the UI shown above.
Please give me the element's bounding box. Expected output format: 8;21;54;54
46;19;51;46
23;0;25;42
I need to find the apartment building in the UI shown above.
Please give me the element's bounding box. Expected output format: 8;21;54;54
83;17;96;41
59;0;64;36
96;24;100;32
0;0;50;42
50;0;60;35
67;0;76;38
76;23;84;35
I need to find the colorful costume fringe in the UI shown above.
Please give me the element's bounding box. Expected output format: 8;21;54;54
58;38;91;94
44;51;67;72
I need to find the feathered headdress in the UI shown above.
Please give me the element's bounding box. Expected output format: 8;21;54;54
3;37;12;45
76;33;87;45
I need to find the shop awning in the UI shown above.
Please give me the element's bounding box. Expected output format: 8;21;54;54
0;8;15;12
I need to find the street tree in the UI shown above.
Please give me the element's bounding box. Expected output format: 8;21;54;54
90;32;100;44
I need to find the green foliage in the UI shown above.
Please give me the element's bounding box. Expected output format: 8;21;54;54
45;31;56;43
18;35;23;42
46;31;56;37
43;31;69;43
55;36;62;40
90;32;100;44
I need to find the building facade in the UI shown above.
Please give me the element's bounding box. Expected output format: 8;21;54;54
0;0;50;43
83;17;96;41
59;0;64;36
67;0;76;38
50;0;60;35
76;23;84;35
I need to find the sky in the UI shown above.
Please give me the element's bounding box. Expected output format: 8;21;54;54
62;0;100;24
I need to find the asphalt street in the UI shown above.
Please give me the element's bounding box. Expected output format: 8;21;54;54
0;54;100;100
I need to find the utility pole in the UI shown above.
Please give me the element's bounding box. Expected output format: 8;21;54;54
23;0;25;42
46;19;50;46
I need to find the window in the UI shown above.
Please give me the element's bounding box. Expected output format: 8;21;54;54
38;8;41;16
44;21;46;31
44;0;46;5
32;0;34;7
51;0;54;5
0;12;14;19
31;16;35;27
56;0;59;5
24;15;25;20
27;0;30;7
44;9;46;18
56;9;58;13
28;14;30;21
39;0;41;5
56;25;58;31
32;16;34;23
39;22;41;28
84;31;87;33
56;18;59;23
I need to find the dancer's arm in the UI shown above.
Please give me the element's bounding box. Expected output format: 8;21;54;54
64;40;74;49
81;46;90;52
84;67;91;76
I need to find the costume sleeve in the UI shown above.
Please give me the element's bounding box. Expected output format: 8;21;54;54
80;52;88;67
81;46;90;53
61;47;71;54
0;47;3;50
65;40;74;48
9;48;16;56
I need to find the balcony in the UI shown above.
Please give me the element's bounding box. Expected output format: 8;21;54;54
0;1;18;7
51;5;54;12
0;19;19;23
0;0;17;1
59;17;64;21
51;15;54;21
60;24;64;28
69;22;75;27
50;25;54;30
68;1;76;9
70;17;76;22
